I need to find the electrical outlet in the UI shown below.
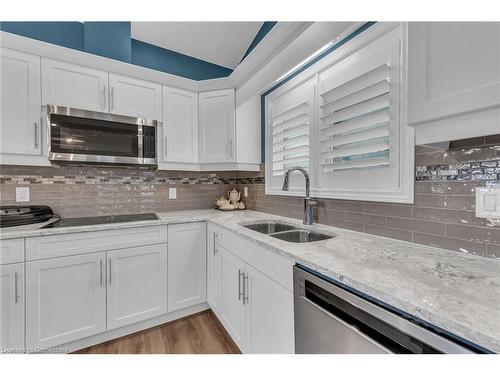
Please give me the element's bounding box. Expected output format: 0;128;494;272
476;187;500;219
16;187;30;202
244;186;248;197
169;187;177;199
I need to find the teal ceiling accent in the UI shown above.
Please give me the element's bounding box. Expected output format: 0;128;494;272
0;21;84;51
260;22;376;162
240;21;278;63
84;22;131;62
0;21;236;80
131;39;233;81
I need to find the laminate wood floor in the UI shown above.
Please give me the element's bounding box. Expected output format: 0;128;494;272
73;310;240;354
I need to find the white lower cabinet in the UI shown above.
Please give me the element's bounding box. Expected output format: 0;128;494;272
26;252;107;350
167;222;206;312
245;264;294;354
220;247;247;351
209;228;295;354
207;226;222;315
107;244;167;330
16;221;294;353
0;263;25;352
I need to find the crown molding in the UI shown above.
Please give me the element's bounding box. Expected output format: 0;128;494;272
1;22;356;96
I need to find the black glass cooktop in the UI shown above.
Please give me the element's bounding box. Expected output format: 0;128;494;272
43;213;159;228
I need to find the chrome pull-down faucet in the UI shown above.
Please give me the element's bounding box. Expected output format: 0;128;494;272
282;167;318;225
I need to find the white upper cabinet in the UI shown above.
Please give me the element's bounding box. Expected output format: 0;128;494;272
109;73;162;120
161;86;199;163
167;223;207;312
408;22;500;143
25;252;107;350
0;48;42;157
106;244;167;330
0;263;25;352
265;77;315;195
199;89;236;163
41;58;108;112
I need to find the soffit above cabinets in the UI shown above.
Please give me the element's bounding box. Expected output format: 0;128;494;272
131;22;264;69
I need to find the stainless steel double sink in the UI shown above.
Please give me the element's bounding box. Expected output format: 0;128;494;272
241;222;334;243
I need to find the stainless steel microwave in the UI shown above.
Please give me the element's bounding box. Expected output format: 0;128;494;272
47;105;157;166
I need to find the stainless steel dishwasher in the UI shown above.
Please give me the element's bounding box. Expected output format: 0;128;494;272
293;266;486;354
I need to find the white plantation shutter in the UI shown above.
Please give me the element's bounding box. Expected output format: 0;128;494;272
319;64;391;172
265;77;315;193
265;24;413;203
271;102;311;176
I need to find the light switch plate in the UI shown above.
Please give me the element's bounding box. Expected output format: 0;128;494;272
168;187;177;199
16;187;30;202
475;187;500;219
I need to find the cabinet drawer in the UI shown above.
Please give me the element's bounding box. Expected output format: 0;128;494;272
214;224;294;292
0;238;25;265
26;225;167;261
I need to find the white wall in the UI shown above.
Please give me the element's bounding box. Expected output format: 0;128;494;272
236;95;261;164
235;22;358;106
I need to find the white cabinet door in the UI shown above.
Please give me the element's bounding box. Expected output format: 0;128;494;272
41;58;108;112
207;226;222;315
408;22;500;126
199;89;236;163
0;48;41;156
107;244;167;330
245;264;294;354
109;73;162;120
220;247;246;351
26;252;106;350
162;86;199;163
0;263;25;352
167;222;206;312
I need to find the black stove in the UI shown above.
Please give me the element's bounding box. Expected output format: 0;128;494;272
42;213;159;228
1;205;56;228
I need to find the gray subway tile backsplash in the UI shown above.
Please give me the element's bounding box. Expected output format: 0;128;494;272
1;136;500;260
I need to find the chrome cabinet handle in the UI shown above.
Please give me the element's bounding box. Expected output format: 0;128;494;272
34;122;38;148
164;136;168;158
110;86;114;110
242;272;249;305
213;233;218;256
238;269;243;301
14;272;19;304
99;260;103;287
109;258;112;284
102;85;107;109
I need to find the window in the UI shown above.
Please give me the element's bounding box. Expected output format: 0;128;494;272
265;77;315;194
265;23;414;203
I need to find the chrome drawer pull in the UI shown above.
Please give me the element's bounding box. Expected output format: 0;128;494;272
14;272;19;304
238;269;243;301
34;122;38;148
243;272;249;305
100;260;103;287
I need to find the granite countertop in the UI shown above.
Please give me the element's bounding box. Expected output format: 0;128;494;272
1;209;499;352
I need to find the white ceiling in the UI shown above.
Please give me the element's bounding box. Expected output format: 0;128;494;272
131;22;265;70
